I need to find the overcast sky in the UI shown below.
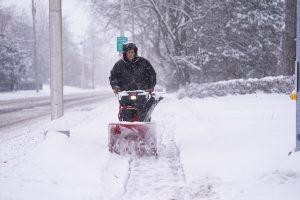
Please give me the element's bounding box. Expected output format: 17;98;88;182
3;0;91;41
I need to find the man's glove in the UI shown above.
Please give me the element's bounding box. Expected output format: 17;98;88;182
113;86;120;95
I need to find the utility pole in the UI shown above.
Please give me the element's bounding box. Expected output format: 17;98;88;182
295;0;300;152
92;34;95;89
81;39;85;89
32;0;39;93
131;0;135;43
120;0;125;37
49;0;63;120
119;0;125;58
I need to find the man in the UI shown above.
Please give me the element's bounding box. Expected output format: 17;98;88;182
109;43;156;93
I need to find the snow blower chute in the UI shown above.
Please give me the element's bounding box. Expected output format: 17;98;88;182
108;90;163;156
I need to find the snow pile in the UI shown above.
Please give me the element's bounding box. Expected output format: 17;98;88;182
178;76;294;99
0;96;129;200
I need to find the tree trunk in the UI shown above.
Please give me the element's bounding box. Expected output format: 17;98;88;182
282;0;297;75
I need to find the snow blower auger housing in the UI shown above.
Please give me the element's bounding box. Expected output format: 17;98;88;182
108;90;163;156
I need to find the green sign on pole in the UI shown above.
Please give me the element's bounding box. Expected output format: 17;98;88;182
117;36;128;52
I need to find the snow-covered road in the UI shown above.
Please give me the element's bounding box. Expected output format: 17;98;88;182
0;93;299;200
0;92;113;129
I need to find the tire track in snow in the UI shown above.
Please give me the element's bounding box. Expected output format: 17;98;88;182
121;131;186;200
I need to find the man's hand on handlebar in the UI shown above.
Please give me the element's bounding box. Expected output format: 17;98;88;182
113;87;155;94
113;86;120;95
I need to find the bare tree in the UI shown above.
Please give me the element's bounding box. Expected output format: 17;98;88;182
88;0;284;90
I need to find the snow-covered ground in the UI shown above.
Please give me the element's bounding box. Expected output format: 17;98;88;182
0;93;299;200
0;85;111;101
170;94;299;200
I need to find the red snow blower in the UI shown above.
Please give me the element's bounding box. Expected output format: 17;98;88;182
108;90;163;156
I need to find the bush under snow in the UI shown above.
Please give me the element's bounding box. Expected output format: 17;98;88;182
178;76;294;99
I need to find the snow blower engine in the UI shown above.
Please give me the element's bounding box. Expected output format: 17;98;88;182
108;90;163;156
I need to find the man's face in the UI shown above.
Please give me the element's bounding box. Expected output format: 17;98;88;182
126;49;135;61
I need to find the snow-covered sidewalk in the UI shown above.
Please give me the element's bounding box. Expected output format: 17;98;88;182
0;93;299;200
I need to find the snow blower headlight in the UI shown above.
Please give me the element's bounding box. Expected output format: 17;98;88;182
130;95;137;101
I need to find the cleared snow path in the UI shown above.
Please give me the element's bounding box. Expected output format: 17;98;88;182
122;131;186;200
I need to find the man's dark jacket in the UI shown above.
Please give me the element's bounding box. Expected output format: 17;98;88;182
109;57;156;91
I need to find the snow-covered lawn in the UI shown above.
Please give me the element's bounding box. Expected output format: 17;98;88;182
0;85;111;101
0;93;299;200
165;93;299;200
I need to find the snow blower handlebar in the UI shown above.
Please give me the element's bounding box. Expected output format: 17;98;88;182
117;91;164;102
117;90;164;99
